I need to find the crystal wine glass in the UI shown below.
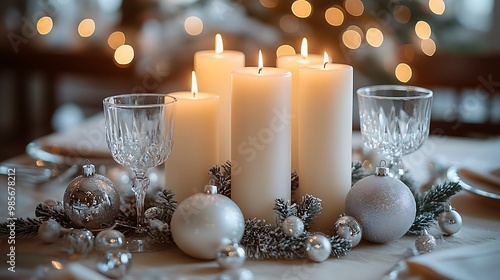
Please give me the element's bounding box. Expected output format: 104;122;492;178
357;85;433;178
103;94;176;252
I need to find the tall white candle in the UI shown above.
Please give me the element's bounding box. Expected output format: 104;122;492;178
165;72;219;202
231;51;292;224
276;38;323;171
298;52;353;231
194;34;245;164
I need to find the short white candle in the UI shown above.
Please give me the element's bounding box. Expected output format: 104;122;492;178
231;51;292;224
298;52;353;231
165;71;219;202
194;34;245;164
276;38;323;171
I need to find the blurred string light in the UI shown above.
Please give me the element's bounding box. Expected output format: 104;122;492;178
108;31;126;49
366;27;383;47
185;16;203;36
291;0;312;18
276;44;296;57
415;20;431;39
394;5;411;24
260;0;278;8
36;16;53;35
114;44;134;66
342;26;362;49
280;14;300;33
429;0;445;15
78;18;95;38
420;38;436;56
325;6;344;26
395;63;412;83
344;0;364;17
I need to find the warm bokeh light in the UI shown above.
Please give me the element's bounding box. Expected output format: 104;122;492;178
291;0;312;18
107;31;125;49
78;18;95;38
191;71;198;97
421;38;436;56
114;44;134;65
325;7;344;26
415;21;431;39
429;0;445;15
366;27;384;47
280;14;300;33
184;16;203;36
395;63;412;83
301;37;308;58
260;0;278;8
37;16;53;35
342;29;362;49
276;45;296;57
394;5;411;24
401;44;415;62
215;34;223;54
344;0;364;17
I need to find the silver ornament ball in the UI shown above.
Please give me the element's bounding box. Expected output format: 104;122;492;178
64;228;94;255
305;234;332;262
38;219;62;243
170;185;245;259
415;229;437;254
96;250;132;279
216;242;246;270
334;214;362;247
282;216;305;238
438;205;462;236
95;229;126;252
345;166;416;243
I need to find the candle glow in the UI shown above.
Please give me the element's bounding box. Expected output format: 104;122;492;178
215;34;223;54
258;50;263;74
191;71;198;97
323;51;329;68
301;38;308;59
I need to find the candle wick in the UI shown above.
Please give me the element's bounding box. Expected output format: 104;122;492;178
258;67;263;74
323;61;328;68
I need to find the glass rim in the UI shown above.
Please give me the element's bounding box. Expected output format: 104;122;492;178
356;85;433;99
103;93;177;108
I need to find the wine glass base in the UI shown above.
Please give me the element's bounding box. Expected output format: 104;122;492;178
125;232;166;253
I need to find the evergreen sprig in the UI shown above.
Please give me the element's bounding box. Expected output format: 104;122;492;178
0;217;42;238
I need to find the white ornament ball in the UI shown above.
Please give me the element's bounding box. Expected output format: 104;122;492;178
334;214;362;247
170;185;245;259
438;205;462;236
95;229;126;252
282;216;305;238
38;219;62;243
345;167;416;243
305;234;331;262
216;242;246;270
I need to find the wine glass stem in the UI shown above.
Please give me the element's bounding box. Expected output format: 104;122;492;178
131;170;150;233
388;155;404;179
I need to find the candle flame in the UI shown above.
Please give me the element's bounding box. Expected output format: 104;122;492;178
191;71;198;98
323;51;329;68
215;33;223;54
301;37;308;59
258;50;263;74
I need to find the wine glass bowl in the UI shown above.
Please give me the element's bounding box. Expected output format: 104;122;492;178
103;94;176;252
357;85;433;178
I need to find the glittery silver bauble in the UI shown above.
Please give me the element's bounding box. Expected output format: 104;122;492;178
63;163;120;229
334;214;362;247
170;185;245;260
38;219;62;243
96;250;132;279
305;234;331;262
95;229;126;252
64;228;94;255
345;165;416;243
415;229;437;253
216;242;246;270
438;204;462;236
282;216;305;238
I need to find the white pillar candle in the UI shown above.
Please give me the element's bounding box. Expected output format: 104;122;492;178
194;34;245;164
276;38;323;172
165;72;219;202
298;52;353;231
231;51;292;224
